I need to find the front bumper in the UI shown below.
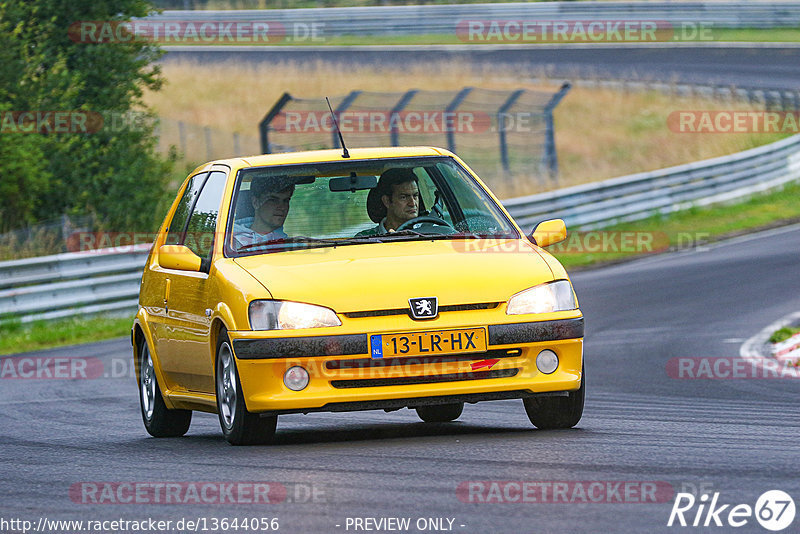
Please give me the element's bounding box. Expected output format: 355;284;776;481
230;317;584;414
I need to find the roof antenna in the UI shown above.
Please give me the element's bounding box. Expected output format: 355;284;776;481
326;97;350;159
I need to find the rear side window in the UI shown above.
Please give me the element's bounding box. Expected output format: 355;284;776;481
165;172;208;246
183;171;227;259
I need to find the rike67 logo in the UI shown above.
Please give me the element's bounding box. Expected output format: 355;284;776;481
668;490;796;531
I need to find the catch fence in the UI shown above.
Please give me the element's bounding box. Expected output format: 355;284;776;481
259;84;570;193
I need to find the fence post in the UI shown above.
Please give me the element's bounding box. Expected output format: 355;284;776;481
542;82;571;183
390;89;418;146
445;87;473;153
259;92;293;154
332;91;362;149
497;89;525;177
61;214;71;253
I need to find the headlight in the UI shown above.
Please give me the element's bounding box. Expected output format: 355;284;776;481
249;300;342;330
506;280;576;315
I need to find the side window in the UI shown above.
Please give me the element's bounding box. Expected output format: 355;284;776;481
417;167;453;224
183;171;227;259
165;172;208;246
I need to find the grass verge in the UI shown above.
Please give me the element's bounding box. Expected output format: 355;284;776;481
0;315;133;356
770;326;800;344
549;181;800;270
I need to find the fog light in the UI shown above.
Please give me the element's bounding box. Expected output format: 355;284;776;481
283;366;309;391
536;350;559;374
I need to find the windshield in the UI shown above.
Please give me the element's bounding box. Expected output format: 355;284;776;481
225;156;519;256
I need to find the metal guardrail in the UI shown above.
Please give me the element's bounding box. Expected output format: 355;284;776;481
504;133;800;231
0;245;150;323
2;133;799;323
562;78;800;111
149;2;800;32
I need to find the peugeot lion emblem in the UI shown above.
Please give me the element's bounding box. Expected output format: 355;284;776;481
409;297;438;320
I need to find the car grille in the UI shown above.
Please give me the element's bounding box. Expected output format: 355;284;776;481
343;302;499;319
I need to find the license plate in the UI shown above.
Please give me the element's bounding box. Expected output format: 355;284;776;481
370;328;486;359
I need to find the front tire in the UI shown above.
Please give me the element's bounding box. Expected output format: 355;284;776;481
216;330;277;445
139;342;192;437
415;402;464;422
524;367;585;429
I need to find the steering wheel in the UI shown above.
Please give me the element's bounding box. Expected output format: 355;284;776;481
396;215;452;232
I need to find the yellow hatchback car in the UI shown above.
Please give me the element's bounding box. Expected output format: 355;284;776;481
133;147;584;445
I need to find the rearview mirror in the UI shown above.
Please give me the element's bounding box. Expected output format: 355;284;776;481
158;245;202;272
531;219;567;247
329;173;378;192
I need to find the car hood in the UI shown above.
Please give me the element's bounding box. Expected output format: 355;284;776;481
233;239;556;313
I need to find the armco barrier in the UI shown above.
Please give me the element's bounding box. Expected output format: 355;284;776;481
505;133;800;231
2;133;799;323
0;245;150;323
149;2;800;33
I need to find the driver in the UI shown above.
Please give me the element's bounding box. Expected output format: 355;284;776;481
356;168;420;236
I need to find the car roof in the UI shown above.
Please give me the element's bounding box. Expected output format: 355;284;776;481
206;146;454;171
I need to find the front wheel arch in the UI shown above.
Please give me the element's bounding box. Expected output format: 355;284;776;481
214;327;277;445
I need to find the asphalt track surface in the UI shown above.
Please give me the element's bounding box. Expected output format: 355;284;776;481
1;224;799;533
162;44;800;92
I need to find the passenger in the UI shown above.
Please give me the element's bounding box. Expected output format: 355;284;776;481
233;177;294;249
356;168;420;236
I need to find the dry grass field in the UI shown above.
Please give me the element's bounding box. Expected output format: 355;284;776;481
144;60;788;196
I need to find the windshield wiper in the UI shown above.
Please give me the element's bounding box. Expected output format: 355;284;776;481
375;229;426;238
377;230;456;241
378;231;515;241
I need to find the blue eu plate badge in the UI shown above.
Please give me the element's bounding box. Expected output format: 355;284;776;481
371;335;383;359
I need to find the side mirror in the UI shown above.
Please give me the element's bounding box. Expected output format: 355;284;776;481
531;219;567;247
158;245;202;272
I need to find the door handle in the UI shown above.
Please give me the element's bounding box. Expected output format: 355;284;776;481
164;278;171;313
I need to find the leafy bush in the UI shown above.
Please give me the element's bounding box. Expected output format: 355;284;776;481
0;0;175;233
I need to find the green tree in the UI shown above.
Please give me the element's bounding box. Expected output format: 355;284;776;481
0;3;50;230
0;0;174;232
